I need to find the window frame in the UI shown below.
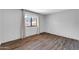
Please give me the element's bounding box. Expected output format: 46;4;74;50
25;15;37;27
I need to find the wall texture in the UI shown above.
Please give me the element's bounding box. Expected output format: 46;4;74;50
45;10;79;40
2;9;79;43
0;9;45;43
2;9;22;43
0;10;3;44
39;15;45;33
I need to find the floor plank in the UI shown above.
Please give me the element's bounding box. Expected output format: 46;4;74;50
1;33;79;50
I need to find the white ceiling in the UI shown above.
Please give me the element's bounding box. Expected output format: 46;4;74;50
27;9;67;15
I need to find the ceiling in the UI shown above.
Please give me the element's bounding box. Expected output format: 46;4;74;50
27;9;67;15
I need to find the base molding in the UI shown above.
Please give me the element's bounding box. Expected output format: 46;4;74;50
0;32;77;50
0;33;40;49
43;32;77;41
1;32;76;46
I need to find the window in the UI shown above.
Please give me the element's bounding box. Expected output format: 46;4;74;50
32;17;37;27
25;15;37;27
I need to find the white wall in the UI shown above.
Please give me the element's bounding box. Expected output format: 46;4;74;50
39;15;45;33
2;9;22;43
0;10;3;44
25;27;37;37
0;9;44;43
2;9;79;43
45;10;79;40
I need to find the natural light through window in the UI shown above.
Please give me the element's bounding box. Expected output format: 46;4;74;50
25;15;37;27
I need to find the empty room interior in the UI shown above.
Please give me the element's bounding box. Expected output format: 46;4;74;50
1;9;79;50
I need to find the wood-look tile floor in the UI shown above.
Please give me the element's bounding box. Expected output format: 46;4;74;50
1;33;79;50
